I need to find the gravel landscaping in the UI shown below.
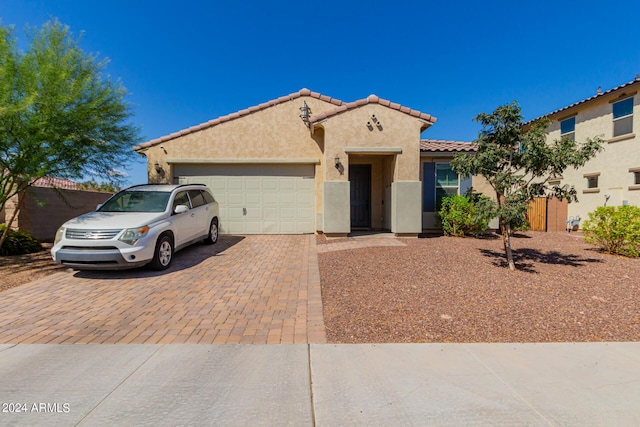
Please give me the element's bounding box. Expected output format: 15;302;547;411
0;244;66;293
317;231;640;343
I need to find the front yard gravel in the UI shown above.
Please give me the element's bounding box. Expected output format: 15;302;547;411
317;232;640;343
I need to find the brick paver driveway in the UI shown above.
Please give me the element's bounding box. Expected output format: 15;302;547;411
0;235;325;344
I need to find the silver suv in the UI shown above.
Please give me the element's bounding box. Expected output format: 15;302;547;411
51;184;220;270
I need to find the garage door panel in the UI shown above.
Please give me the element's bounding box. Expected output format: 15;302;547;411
262;178;278;191
245;193;261;205
263;195;279;206
279;179;295;191
177;164;315;234
263;207;278;219
245;178;262;192
227;178;245;191
279;194;296;205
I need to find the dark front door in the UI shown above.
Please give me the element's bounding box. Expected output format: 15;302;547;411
350;165;371;228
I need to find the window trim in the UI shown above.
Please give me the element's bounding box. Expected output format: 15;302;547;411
560;116;576;141
583;173;600;192
612;96;634;137
630;167;640;190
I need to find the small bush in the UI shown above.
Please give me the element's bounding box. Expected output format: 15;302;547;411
438;194;495;237
583;205;640;257
0;225;43;256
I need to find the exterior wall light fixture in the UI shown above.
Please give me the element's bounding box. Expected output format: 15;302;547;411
334;156;341;169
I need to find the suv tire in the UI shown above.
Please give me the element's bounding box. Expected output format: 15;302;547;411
149;234;174;270
204;219;219;245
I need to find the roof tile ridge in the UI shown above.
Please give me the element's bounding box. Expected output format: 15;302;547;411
526;77;640;124
311;94;437;124
135;88;343;150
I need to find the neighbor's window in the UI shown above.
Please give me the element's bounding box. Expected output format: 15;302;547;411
634;170;640;185
435;163;459;209
560;117;576;141
586;175;599;189
613;97;634;137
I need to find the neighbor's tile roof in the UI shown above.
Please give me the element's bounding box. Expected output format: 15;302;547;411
134;89;344;150
420;140;476;152
311;94;436;124
528;75;640;123
32;177;80;190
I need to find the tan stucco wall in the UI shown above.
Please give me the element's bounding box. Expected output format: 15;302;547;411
319;104;424;183
545;92;639;224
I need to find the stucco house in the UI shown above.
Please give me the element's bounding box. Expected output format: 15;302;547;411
539;77;640;226
134;89;476;236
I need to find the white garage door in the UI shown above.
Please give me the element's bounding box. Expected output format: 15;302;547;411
175;164;315;234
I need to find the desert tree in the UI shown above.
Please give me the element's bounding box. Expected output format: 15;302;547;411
0;20;140;248
450;102;603;270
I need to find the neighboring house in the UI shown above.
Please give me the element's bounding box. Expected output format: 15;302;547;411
538;77;640;226
134;89;477;236
0;177;113;242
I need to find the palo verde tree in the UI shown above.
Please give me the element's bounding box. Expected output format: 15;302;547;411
450;102;604;271
0;20;140;249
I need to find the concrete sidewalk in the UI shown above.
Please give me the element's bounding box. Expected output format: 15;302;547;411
1;343;639;426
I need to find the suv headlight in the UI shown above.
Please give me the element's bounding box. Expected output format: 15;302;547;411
118;225;150;246
54;227;65;245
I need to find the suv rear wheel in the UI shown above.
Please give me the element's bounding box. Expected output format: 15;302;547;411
204;219;218;245
149;234;174;270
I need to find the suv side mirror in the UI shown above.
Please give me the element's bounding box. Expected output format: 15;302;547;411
174;204;189;214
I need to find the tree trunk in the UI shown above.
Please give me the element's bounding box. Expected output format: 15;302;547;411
501;223;516;271
0;200;22;250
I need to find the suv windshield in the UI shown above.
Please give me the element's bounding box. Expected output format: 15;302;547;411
98;191;171;213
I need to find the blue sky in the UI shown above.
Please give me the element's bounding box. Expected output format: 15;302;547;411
2;0;639;185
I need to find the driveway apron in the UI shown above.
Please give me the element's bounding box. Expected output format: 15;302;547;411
0;235;326;344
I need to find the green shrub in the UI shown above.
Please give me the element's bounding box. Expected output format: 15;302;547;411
438;194;495;237
0;224;43;256
583;205;640;257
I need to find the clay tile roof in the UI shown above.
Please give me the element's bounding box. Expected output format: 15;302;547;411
420;139;476;153
527;76;640;124
134;88;345;151
32;177;81;190
311;95;437;124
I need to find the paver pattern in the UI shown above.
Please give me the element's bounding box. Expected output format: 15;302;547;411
0;235;325;344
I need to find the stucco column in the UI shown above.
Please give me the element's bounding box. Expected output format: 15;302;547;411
322;181;350;236
391;181;422;235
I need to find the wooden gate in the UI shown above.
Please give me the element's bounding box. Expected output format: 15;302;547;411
526;197;569;232
526;197;547;231
547;197;568;232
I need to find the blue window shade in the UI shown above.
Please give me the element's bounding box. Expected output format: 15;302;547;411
423;162;435;212
560;117;575;134
460;175;472;195
613;98;633;118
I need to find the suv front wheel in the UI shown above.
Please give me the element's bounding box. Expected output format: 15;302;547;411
149;234;174;270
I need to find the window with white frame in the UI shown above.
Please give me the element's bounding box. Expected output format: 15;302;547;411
435;163;459;209
613;97;634;137
560;117;576;141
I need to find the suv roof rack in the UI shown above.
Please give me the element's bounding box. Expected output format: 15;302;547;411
123;183;207;191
